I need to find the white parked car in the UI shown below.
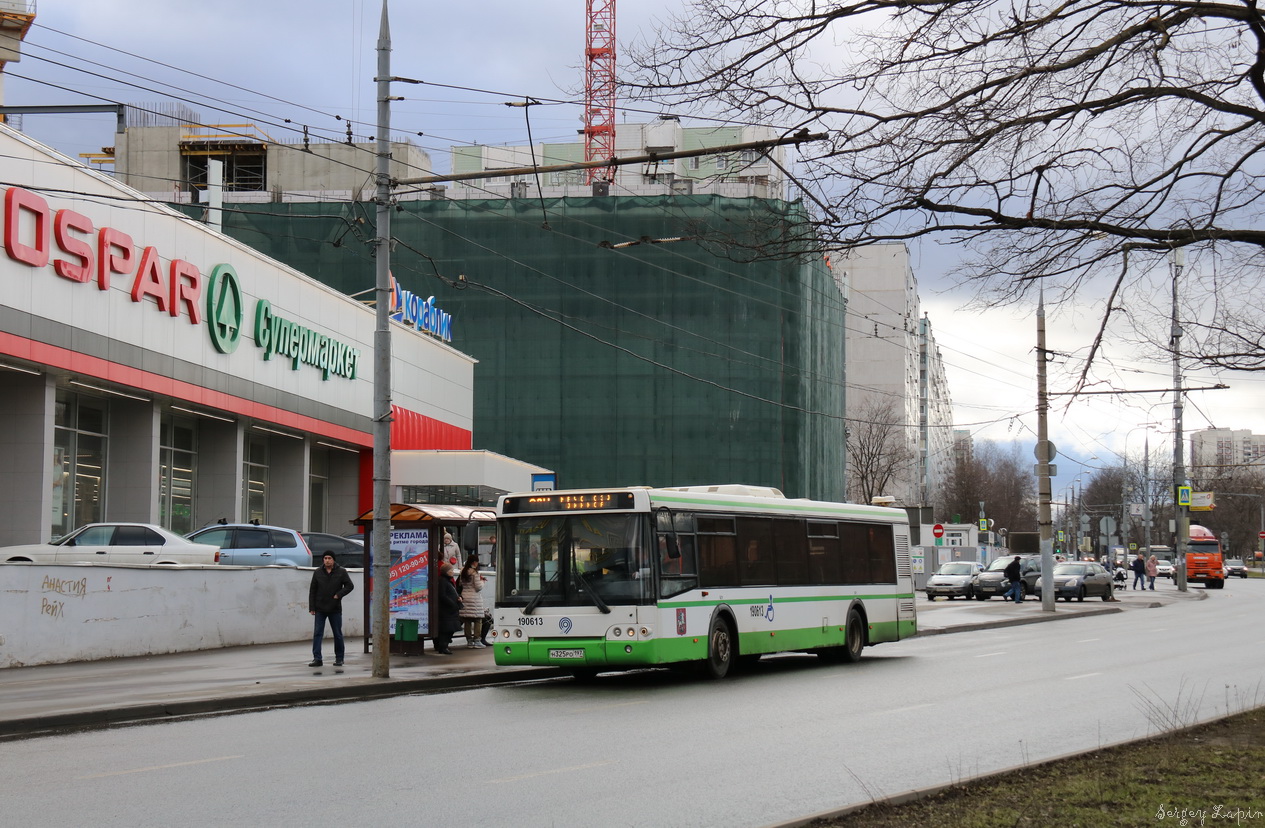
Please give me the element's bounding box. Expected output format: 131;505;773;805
924;561;984;600
1;523;220;565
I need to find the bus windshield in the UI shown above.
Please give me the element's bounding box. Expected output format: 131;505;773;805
499;513;652;608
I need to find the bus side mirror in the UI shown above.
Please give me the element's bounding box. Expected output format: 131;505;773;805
461;523;480;555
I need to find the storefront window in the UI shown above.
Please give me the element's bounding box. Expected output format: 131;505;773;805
52;392;108;538
243;436;268;523
160;415;197;534
309;449;328;532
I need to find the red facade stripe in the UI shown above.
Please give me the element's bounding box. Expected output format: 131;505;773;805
390;404;472;450
1;332;472;452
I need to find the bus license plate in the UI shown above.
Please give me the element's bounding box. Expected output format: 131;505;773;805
549;648;585;659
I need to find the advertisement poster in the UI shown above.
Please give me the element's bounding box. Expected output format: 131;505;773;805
388;529;429;636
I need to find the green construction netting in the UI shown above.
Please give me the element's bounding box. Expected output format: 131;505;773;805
181;194;847;500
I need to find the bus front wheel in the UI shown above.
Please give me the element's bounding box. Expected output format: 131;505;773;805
705;616;735;679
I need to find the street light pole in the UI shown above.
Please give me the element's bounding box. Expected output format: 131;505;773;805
370;0;395;677
1143;432;1153;555
1036;290;1055;611
1171;248;1189;592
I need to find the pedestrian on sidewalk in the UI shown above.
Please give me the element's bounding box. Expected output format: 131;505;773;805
443;531;461;567
434;562;462;655
459;553;486;649
1004;556;1024;603
1145;554;1158;590
1130;552;1146;590
309;553;354;667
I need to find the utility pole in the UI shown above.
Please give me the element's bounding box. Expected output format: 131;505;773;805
1171;248;1188;593
370;0;394;677
1036;290;1056;610
1143;432;1153;554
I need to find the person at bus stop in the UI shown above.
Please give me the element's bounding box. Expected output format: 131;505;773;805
443;531;461;566
1130;552;1147;590
1004;556;1024;603
1145;554;1159;590
434;562;462;655
308;552;355;667
458;553;486;649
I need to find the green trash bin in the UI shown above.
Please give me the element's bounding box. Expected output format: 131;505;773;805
396;619;419;641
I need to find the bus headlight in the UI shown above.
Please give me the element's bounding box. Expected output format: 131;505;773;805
640;627;650;637
626;627;635;637
514;628;524;639
612;627;622;637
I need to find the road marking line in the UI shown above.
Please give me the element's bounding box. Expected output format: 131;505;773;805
974;651;1006;658
79;755;244;779
888;703;935;714
492;760;616;783
1076;638;1101;643
1065;672;1102;681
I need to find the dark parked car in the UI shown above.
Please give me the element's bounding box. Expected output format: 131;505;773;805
924;561;983;600
1224;559;1248;578
973;554;1042;600
1033;562;1114;602
301;532;365;569
187;523;312;567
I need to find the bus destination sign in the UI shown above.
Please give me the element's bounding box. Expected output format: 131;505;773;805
503;492;635;514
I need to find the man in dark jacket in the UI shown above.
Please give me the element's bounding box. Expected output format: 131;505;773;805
1003;556;1024;603
1130;552;1146;590
309;553;354;667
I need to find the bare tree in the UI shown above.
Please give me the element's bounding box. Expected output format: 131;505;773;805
1190;463;1265;559
845;397;915;504
630;0;1265;374
938;441;1037;532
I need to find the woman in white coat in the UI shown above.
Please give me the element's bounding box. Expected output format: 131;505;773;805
458;553;486;648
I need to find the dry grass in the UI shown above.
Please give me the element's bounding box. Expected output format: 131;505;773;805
811;706;1265;828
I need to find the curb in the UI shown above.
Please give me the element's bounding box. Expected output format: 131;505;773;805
0;666;564;741
914;605;1121;637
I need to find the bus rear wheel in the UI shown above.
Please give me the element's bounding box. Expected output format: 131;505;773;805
705;616;735;679
841;608;865;663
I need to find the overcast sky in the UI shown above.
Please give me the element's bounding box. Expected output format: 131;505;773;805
7;0;1264;499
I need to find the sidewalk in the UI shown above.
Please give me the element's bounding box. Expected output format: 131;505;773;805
0;585;1201;739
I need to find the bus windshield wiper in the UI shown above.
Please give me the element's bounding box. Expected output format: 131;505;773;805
572;568;611;614
523;567;560;615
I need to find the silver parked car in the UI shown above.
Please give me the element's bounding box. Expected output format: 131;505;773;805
924;561;983;600
187;523;312;567
0;523;220;565
1033;562;1114;602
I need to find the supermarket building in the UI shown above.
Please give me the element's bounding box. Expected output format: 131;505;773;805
0;125;478;546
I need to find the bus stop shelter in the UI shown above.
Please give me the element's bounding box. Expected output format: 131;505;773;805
350;504;496;655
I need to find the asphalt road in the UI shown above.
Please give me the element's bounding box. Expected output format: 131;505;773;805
2;580;1260;828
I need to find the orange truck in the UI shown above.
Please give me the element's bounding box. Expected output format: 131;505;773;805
1184;524;1226;589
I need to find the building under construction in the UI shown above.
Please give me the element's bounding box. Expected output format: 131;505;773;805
186;194;849;500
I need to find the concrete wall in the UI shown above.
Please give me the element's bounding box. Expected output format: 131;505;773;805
0;563;365;668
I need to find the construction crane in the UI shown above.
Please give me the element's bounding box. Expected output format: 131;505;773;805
583;0;616;186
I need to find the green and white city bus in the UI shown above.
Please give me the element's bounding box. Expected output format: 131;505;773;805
490;485;916;678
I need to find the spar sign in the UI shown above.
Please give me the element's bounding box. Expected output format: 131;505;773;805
4;185;360;381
